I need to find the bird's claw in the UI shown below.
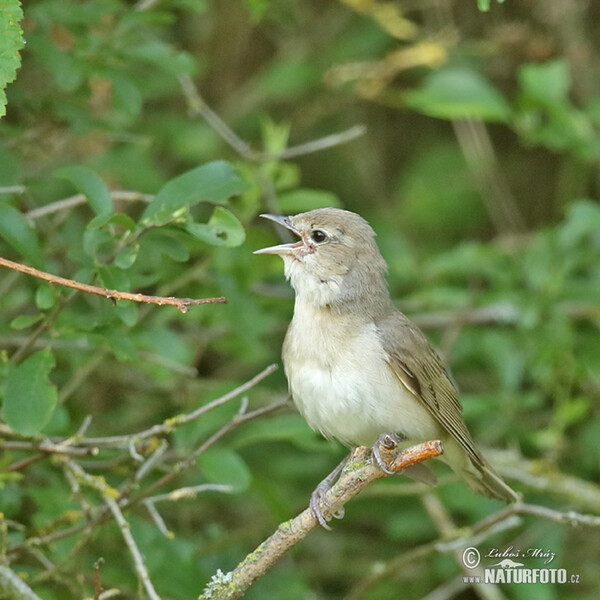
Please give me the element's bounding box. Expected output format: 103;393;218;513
372;433;405;475
309;481;334;530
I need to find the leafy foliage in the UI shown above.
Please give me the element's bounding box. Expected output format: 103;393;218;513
0;0;24;117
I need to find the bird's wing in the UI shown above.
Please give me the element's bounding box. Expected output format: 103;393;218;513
377;311;485;469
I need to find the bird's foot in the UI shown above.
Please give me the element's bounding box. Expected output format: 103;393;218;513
372;433;406;475
309;455;349;530
309;481;345;530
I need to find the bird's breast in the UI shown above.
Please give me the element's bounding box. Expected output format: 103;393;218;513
282;303;437;446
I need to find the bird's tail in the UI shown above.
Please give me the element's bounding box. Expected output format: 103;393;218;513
442;437;520;503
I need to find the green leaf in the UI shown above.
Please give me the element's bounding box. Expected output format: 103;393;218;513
404;67;512;123
54;166;113;217
0;203;44;268
518;59;570;108
197;447;251;493
558;200;600;246
477;0;505;11
115;301;139;327
0;0;25;118
141;161;247;225
98;264;130;291
2;349;58;435
114;245;139;269
140;229;190;262
278;188;342;213
87;212;137;232
186;206;246;247
10;314;44;330
35;285;57;310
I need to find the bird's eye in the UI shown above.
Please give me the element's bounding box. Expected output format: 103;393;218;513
310;230;328;243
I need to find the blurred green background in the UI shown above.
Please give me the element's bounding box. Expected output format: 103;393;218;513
0;1;599;599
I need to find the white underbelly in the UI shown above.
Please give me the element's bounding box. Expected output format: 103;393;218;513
288;355;438;447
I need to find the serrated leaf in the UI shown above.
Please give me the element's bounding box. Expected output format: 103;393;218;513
0;0;25;118
55;166;113;217
186;206;246;247
405;68;512;123
141;161;247;225
197;447;251;493
0;203;44;267
2;349;58;435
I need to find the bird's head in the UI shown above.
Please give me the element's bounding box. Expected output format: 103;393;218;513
254;208;388;309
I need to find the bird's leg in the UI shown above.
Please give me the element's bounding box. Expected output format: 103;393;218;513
372;433;406;475
309;454;350;530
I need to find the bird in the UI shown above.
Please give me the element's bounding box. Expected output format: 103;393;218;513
254;207;519;527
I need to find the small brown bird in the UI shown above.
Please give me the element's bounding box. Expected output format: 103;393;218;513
255;208;518;526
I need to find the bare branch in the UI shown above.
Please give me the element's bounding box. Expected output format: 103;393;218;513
200;440;443;600
345;499;600;600
275;125;366;159
73;363;279;448
64;460;161;600
178;75;256;159
0;185;26;195
178;74;365;162
0;440;98;457
26;190;153;220
0;256;226;314
0;565;44;600
104;495;161;600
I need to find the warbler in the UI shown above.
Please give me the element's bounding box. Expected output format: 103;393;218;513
255;208;518;526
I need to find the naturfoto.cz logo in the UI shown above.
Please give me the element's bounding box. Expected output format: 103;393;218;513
461;546;581;585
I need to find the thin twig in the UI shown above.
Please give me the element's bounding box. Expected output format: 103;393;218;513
64;460;161;600
0;185;26;194
26;190;154;220
104;495;161;600
346;499;600;600
147;484;233;504
0;255;226;314
73;363;279;448
144;484;233;538
128;398;288;508
178;75;256;159
178;74;365;162
16;398;287;552
0;440;98;456
0;565;44;600
276;125;366;159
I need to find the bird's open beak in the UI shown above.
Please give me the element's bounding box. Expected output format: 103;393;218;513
254;214;304;255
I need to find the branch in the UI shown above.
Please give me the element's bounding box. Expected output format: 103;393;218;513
0;565;44;600
0;440;98;457
200;440;443;600
26;190;153;220
346;499;600;600
64;460;161;600
14;397;286;553
0;256;225;314
72;363;279;448
178;75;365;162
